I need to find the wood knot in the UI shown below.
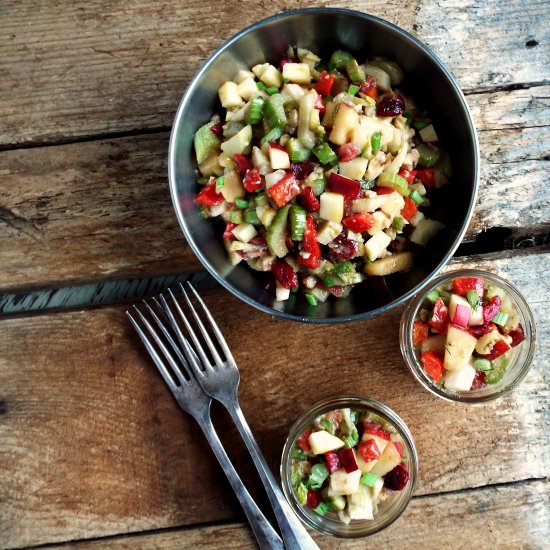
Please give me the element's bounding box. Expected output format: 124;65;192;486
0;401;7;415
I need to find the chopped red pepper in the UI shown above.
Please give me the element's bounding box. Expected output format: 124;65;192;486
416;168;436;188
271;260;298;289
195;182;224;207
509;323;525;347
338;143;360;162
421;351;444;381
306;490;322;509
483;295;502;324
233;154;253;175
296;428;312;453
314;94;326;114
479;339;511;361
298;215;320;269
398;168;417;184
412;320;430;345
302;186;320;213
374;186;395;195
342;213;374;233
429;297;449;334
401;196;418;220
242;168;263;192
327;172;361;199
358;439;381;462
267;173;301;207
325;451;341;473
223;222;238;240
452;277;485;297
359;75;378;99
315;71;335;96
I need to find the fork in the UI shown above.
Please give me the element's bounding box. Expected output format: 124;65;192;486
165;283;320;550
126;301;283;550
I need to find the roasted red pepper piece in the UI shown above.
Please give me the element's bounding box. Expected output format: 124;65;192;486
271;260;298;289
306;490;322;509
327;172;361;199
398;168;417;184
302;186;320;213
242;168;263;192
296;428;312;453
483;295;502;324
342;213;374;233
315;71;335;96
509;323;525;347
412;320;430;345
479;339;511;361
416;168;436;188
358;439;381;462
267;173;301;207
233;154;254;175
325;451;341;473
452;277;485;297
338;143;360;162
223;222;238;240
429;297;449;334
195;182;224;207
401;196;418;220
298;215;320;269
359;75;378;99
421;351;444;381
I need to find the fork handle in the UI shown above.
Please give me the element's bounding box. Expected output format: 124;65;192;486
197;415;284;550
228;402;320;550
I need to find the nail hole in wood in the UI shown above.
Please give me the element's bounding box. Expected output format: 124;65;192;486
0;401;7;415
525;39;539;48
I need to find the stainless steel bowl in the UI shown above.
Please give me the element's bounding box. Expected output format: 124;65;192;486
168;8;479;323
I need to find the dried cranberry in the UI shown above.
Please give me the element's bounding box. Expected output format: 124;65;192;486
483;296;502;324
210;123;223;137
291;161;315;180
468;324;493;337
271;260;298;289
285;234;295;250
376;94;405;117
326;233;358;262
306;490;322;509
383;464;410;491
471;370;486;390
509;323;526;347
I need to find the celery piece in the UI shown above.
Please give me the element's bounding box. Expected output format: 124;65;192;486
290;204;307;241
403;111;413;125
197;205;209;219
314;501;330;516
426;290;440;304
328;50;353;71
328;495;346;511
334;261;354;274
265;93;287;128
485;354;509;384
288;138;311;162
256;81;267;90
194;121;221;164
322;275;338;288
413;119;430;130
349;409;361;424
348;84;360;96
361;179;376;190
492;312;509;326
234;198;249;209
360;472;380;487
261;125;283;145
292;445;308;461
313;142;337;164
473;358;492;372
377;172;410;196
307;463;329;490
196;176;210;185
410;190;424;205
417;143;440;167
392;216;405;231
228;209;243;224
296;482;308;505
246;96;264;125
344;59;366;83
319;418;335;434
466;290;480;309
343;428;359;448
266;86;279;95
244;209;261;225
309;178;326;195
306;293;318;306
215;176;225;190
370;57;404;85
371;132;381;153
266;204;290;257
255;192;268;206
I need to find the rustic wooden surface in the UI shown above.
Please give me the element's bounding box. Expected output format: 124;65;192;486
0;1;548;549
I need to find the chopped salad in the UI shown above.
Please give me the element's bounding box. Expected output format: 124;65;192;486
414;276;526;391
193;47;451;303
290;408;410;523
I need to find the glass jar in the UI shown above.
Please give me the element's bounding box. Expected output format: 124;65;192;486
400;269;536;403
280;396;418;538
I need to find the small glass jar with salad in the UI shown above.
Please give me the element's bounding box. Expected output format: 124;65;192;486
281;396;418;537
401;269;536;403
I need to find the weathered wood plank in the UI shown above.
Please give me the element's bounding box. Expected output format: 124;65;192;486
46;481;550;550
0;0;548;145
0;87;548;292
0;250;548;548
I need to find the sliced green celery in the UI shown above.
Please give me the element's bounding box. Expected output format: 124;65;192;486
266;204;290;257
344;59;366;83
194;121;221;163
290;205;307;241
417;143;440;167
288;138;311;162
328;50;353;71
261;125;283;145
265;93;287;128
376;172;410;196
246;96;264;125
485;354;509;384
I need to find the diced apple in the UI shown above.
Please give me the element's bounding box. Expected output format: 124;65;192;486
364;231;391;261
362;432;390;454
364;251;413;276
348;486;374;520
351;116;372;152
369;477;385;501
444;325;477;372
443;361;477;392
234;69;255;84
268;143;290;169
282;83;306;101
219;170;245;202
275;281;290;301
218;81;243;109
316;220;343;245
367;211;392;235
339;157;368;180
356;451;376;473
256;205;276;227
352;194;388;213
475;327;506;355
259;64;282;88
319;191;344;223
370;441;402;477
449;294;472;327
469;304;484;326
198;152;223;177
224;239;243;266
328;468;362;496
421;334;447;355
308;430;345;455
329;104;359;145
220;125;252;156
409;211;425;227
419;124;439;143
282;62;311;84
251;146;270;171
231;223;257;243
237;77;260;101
264;169;287;189
379;192;405;217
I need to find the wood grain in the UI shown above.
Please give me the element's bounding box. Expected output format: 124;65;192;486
0;250;548;548
46;480;550;550
0;0;548;145
0;86;548;292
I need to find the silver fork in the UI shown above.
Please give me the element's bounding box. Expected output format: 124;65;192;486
126;301;283;550
165;283;320;550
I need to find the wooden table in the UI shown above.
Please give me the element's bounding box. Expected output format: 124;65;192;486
1;1;548;548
